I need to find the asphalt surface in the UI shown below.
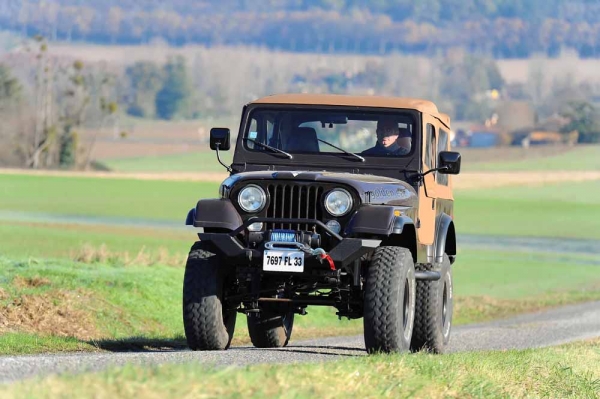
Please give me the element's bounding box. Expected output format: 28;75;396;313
1;300;599;384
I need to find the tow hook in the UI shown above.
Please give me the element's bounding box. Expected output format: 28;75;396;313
311;248;336;271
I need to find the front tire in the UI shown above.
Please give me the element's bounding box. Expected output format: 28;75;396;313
410;254;453;353
363;246;416;354
182;242;237;351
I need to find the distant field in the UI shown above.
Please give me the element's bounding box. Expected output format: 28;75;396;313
455;179;600;240
85;115;240;144
101;151;233;173
461;144;600;171
0;175;600;247
2;249;599;355
96;144;599;174
0;174;215;222
82;114;239;161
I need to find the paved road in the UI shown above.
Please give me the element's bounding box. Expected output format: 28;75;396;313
1;301;599;384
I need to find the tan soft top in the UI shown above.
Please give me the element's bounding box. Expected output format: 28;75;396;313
250;93;450;127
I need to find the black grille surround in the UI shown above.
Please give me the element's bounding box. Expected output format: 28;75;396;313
231;180;358;234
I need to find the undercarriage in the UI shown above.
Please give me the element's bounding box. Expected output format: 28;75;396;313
201;219;380;321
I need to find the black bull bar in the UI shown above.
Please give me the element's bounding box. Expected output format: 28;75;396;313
197;217;440;281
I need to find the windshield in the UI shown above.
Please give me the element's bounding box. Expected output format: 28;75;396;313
244;108;416;158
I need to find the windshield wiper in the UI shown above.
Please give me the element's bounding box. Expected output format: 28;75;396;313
244;138;293;159
317;139;365;162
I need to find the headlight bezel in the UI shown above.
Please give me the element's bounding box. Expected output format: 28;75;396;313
324;188;354;217
237;184;267;213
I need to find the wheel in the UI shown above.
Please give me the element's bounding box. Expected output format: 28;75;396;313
410;254;453;353
182;242;237;351
247;307;294;348
363;246;416;354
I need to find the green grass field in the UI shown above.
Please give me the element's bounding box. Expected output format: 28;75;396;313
101;151;233;173
0;174;215;221
455;180;600;239
2;174;599;249
1;248;599;355
1;172;600;355
0;221;195;260
2;338;599;398
465;145;600;171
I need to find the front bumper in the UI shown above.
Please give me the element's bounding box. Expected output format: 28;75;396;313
199;217;379;269
197;216;440;281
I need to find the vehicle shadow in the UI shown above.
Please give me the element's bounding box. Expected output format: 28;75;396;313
285;345;365;352
86;336;188;353
249;347;362;357
86;338;365;355
246;344;366;357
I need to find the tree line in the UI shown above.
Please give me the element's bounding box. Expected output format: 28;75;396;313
0;37;118;169
1;39;600;170
3;0;600;57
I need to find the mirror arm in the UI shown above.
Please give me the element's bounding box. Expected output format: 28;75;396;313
420;165;449;178
215;144;232;173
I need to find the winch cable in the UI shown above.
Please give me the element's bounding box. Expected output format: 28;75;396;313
303;247;336;271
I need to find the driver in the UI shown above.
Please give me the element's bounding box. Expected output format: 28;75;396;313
361;117;411;156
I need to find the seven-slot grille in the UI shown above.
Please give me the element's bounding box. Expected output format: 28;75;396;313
266;183;324;231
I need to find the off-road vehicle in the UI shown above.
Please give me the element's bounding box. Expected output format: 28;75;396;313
184;94;461;354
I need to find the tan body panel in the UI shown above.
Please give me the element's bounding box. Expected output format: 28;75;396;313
418;113;455;251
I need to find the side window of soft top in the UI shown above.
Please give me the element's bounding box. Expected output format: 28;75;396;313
425;124;436;172
437;129;449;185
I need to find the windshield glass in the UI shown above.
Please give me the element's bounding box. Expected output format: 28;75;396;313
244;108;416;157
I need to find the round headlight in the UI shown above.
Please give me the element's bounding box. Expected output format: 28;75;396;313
324;189;353;216
238;185;266;213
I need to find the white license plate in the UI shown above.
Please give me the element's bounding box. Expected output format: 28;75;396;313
263;250;305;272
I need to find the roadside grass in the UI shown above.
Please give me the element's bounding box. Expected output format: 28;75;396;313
3;339;599;399
455;180;600;240
1;249;600;355
101;151;233;173
464;144;600;171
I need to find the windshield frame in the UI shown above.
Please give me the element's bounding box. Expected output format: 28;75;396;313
232;104;423;172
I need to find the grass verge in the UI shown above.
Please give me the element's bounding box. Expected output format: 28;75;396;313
2;339;599;398
0;221;194;260
1;248;600;355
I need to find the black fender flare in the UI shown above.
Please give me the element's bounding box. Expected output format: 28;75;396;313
186;199;243;231
345;205;414;236
434;213;456;264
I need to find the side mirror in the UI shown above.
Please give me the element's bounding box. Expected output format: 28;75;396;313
438;151;461;175
210;128;230;151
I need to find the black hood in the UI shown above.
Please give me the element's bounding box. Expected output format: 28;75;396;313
220;170;417;207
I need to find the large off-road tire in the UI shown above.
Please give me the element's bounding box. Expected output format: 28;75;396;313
182;242;237;351
363;246;416;354
410;254;453;353
247;308;294;348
